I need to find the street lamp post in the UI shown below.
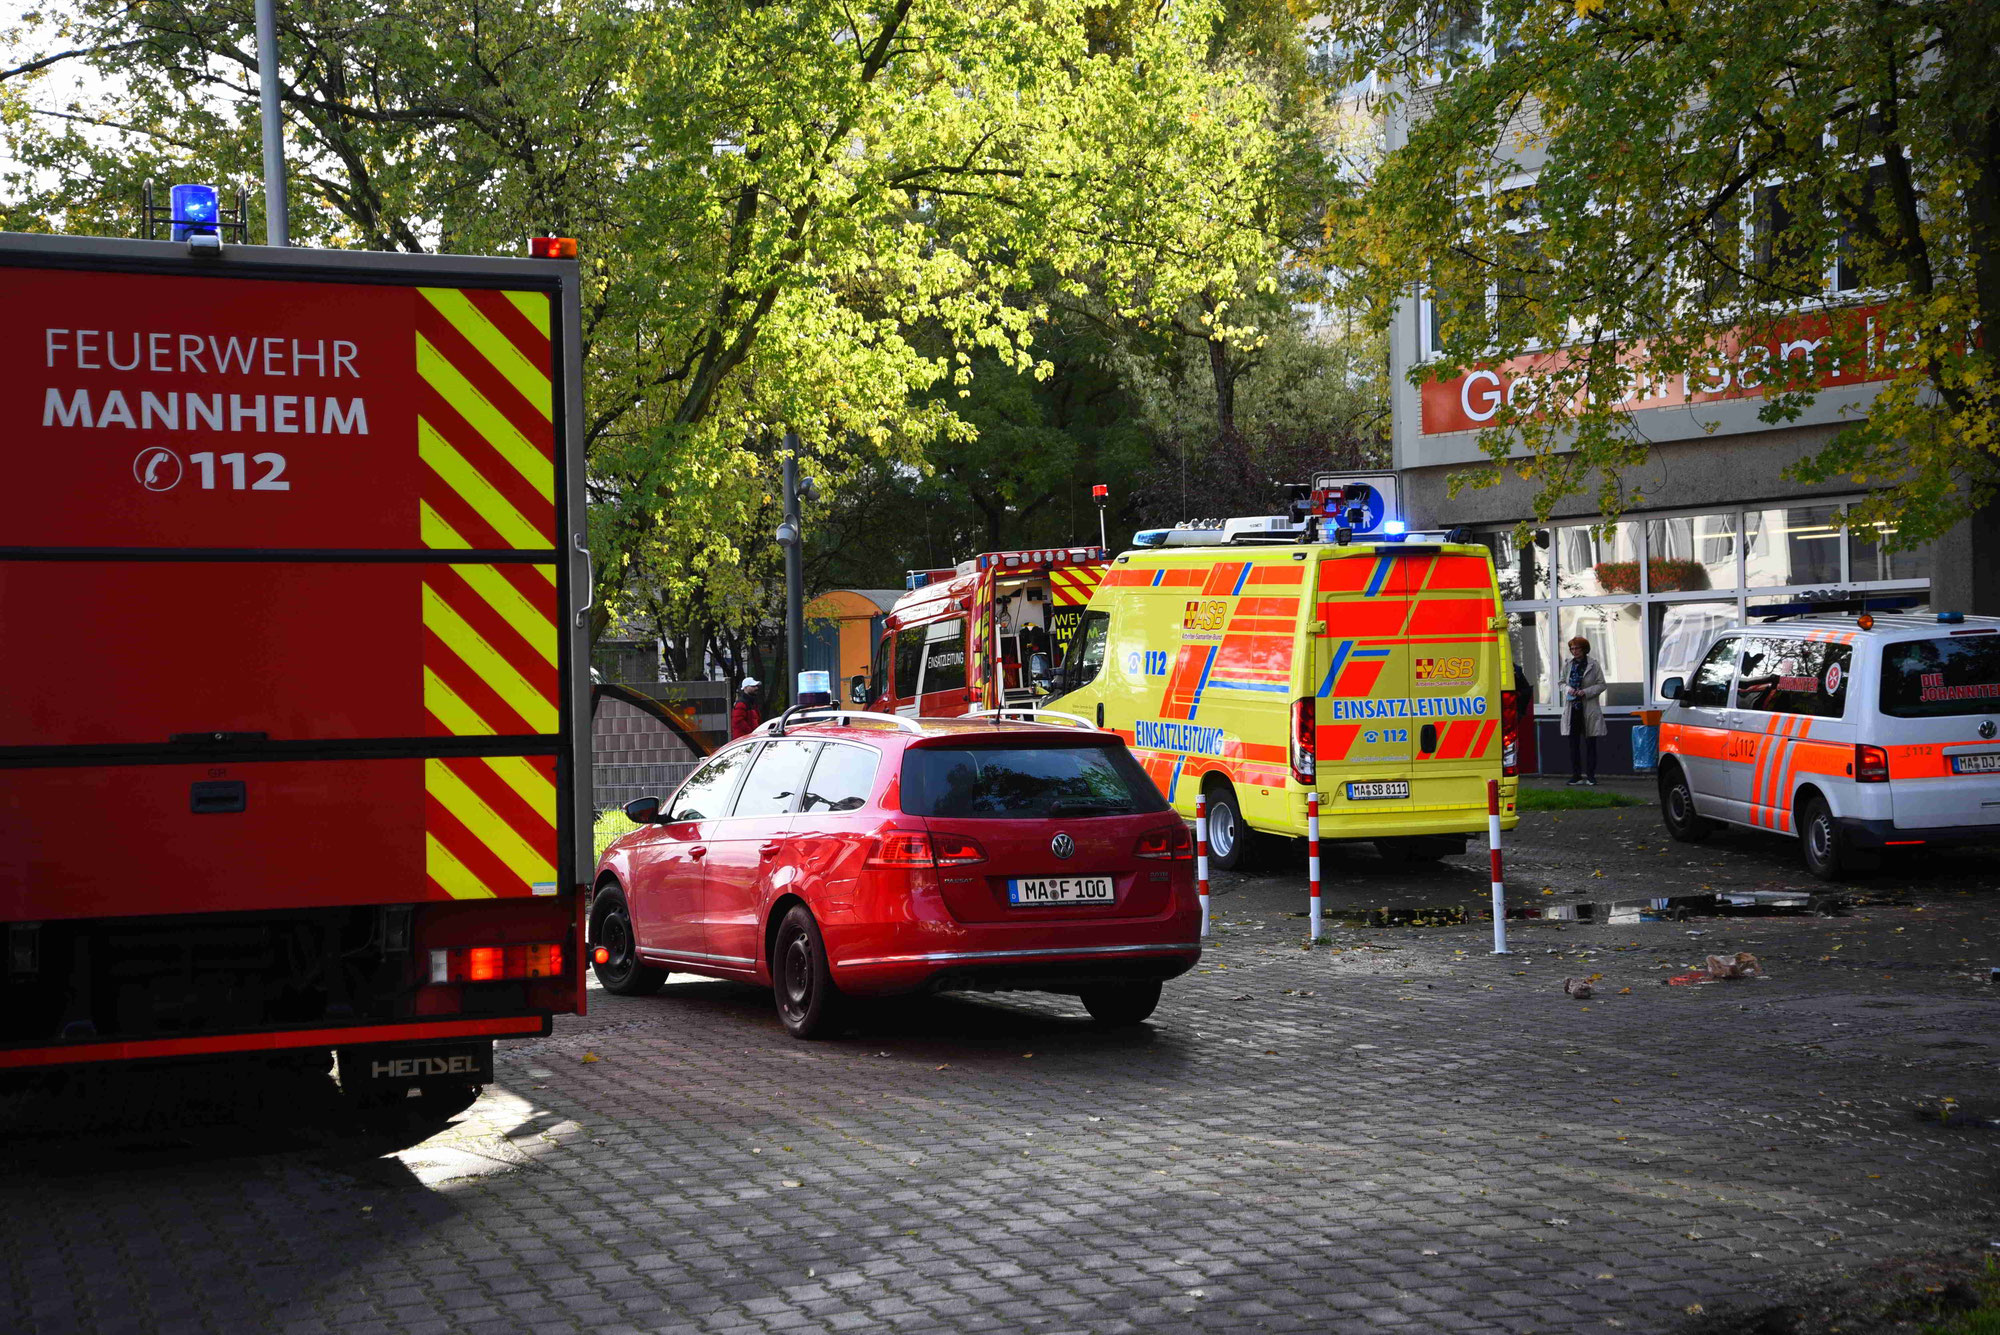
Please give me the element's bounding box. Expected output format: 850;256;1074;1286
780;434;805;705
254;0;290;245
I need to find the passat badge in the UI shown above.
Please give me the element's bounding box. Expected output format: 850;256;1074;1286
1050;833;1075;859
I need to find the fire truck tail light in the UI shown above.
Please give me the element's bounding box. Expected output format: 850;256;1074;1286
428;944;566;983
1290;697;1316;785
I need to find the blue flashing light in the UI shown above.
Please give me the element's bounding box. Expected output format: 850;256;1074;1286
1384;520;1407;535
1132;529;1169;547
170;183;220;241
1939;611;1966;623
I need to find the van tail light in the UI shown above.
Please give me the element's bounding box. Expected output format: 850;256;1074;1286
1290;697;1317;785
930;833;987;866
867;831;936;867
1136;824;1194;860
1500;689;1519;778
428;943;564;984
1855;744;1890;783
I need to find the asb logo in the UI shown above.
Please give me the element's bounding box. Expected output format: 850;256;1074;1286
1182;599;1227;632
1415;656;1474;682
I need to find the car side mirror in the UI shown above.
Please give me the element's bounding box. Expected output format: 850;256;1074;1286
1028;651;1051;687
622;796;663;824
1660;676;1683;700
848;674;868;705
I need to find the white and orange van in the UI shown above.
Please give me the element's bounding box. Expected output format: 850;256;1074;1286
1659;607;2000;879
1044;534;1520;868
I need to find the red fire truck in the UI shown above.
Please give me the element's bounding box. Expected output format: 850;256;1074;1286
0;230;591;1105
862;547;1109;716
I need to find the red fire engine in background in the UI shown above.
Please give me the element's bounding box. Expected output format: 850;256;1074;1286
865;547;1109;716
0;231;592;1104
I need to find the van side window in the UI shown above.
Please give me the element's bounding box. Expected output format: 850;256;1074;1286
1064;609;1109;690
920;618;968;695
891;627;925;699
1681;637;1737;709
1736;636;1852;718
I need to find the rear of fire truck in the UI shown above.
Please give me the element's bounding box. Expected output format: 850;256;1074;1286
0;232;591;1105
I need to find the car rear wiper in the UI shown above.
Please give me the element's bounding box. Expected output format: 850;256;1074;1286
1048;798;1133;815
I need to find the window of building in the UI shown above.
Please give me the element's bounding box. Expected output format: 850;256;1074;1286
1485;496;1928;716
1558;603;1645;707
1744;504;1843;589
1556;521;1642;598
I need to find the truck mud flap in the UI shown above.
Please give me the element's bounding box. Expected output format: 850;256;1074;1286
337;1038;494;1097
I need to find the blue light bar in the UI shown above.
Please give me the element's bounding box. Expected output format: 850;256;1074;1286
169;183;220;242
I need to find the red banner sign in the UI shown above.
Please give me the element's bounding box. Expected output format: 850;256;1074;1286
1418;306;1913;435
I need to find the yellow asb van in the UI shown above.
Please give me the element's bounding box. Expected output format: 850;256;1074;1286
1045;537;1520;869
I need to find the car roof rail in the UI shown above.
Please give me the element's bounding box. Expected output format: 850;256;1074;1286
966;705;1098;729
1748;592;1925;621
758;705;927;737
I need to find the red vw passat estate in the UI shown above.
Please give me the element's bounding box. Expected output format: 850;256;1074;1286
590;710;1201;1037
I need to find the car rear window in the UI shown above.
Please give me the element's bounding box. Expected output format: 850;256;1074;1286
1880;636;2000;718
899;743;1167;819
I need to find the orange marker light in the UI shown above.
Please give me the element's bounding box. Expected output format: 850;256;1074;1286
528;236;578;259
1857;613;1874;630
593;946;610;965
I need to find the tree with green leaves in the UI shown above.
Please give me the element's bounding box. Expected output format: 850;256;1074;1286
2;0;1288;651
1323;0;2000;556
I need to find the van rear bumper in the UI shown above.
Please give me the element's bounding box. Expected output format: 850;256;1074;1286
1838;818;2000;849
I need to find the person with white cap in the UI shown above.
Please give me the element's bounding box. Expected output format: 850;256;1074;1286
730;676;763;739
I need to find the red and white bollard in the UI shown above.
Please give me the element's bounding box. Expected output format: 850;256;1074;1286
1487;778;1510;954
1195;794;1211;938
1307;790;1323;942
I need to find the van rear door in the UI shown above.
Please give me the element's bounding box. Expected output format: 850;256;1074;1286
1877;633;2000;828
1314;550;1416;800
1313;547;1501;817
1402;549;1506;809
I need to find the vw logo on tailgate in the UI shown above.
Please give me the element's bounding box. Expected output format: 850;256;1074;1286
1982;719;1996;740
1050;832;1075;859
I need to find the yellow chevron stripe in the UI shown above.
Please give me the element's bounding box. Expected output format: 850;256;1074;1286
423;666;495;736
426;832;495;899
425;759;556;886
504;289;550;337
479;753;559;819
423;584;558;733
420;287;552;422
420;501;557;583
419;419;548;550
416;334;554;502
454;563;558;666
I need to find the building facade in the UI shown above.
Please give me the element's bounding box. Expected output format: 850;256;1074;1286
1384;96;1968;774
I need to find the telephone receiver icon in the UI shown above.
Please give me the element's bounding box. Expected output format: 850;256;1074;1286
144;452;169;486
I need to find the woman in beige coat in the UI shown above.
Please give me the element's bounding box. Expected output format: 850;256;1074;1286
1559;636;1608;785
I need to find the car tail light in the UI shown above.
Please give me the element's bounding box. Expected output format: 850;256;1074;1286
1135;824;1194;860
867;831;936;867
1501;689;1519;778
1855;743;1890;783
931;833;987;866
1290;697;1316;785
428;943;564;984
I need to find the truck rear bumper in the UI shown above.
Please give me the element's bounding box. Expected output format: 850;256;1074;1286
0;1013;548;1072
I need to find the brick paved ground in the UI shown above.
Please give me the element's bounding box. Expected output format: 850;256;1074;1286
6;794;2000;1334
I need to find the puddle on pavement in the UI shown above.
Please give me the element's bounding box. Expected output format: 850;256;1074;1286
1309;888;1848;930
